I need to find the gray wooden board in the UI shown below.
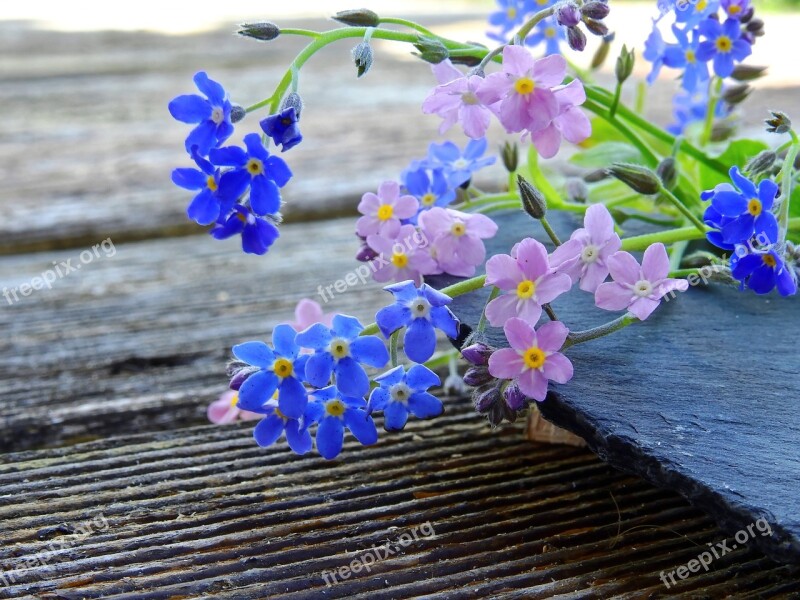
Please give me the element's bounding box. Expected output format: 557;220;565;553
435;210;800;566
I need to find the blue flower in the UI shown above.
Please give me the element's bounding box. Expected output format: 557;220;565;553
249;399;313;455
525;15;564;56
295;315;389;397
426;138;497;188
667;89;728;135
701;190;736;250
368;365;443;431
675;0;720;28
259;107;303;152
402;166;455;221
171;148;228;226
304;386;378;459
704;167;779;246
643;21;667;85
231;324;309;418
731;246;797;296
209;133;292;216
168;72;234;156
696;17;752;78
487;0;531;43
210;204;280;255
663;25;710;93
375;281;460;364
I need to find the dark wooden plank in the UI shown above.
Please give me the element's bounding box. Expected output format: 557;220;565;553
0;402;796;598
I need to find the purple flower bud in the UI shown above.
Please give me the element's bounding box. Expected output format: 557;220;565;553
556;2;582;27
503;383;527;411
229;366;257;391
356;243;378;262
581;1;610;20
473;384;501;413
464;366;493;387
567;26;587;52
461;342;492;366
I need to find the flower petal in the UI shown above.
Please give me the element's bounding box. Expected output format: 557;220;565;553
408;392;444;419
232;341;274;367
335;357;370;397
316;417;344;459
404;319;437;363
344;409;378;445
253;415;285;448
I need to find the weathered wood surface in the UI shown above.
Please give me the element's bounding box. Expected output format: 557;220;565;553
1;402;798;599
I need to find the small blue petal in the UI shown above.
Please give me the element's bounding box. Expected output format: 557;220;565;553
244;133;270;162
344;409;379;445
172;168;207;190
332;314;364;340
233;341;275;367
758;179;779;210
721;215;754;244
374;365;406;388
404;319;437;364
316;417;344;459
776;268;797;297
285;419;313;454
253;415;285;447
384;280;421;303
266;156;293;187
209;146;248;167
420;284;453;307
278;376;308;419
350;336;389;368
296;323;333;350
335;356;370;397
754;212;778;245
408;391;444;419
250;176;281;216
272;324;299;359
368;386;391;412
749;265;775;294
430;306;459;339
375;304;411;338
238;370;279;410
187;190;220;226
383;402;409;431
185;120;217;155
406;364;440;392
193;71;227;106
169;95;211;124
304;352;334;388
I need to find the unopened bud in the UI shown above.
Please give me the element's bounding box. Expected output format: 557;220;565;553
461;342;493;366
280;92;304;118
567;26;587;52
581;1;611;20
238;21;280;41
556;2;582;27
584;168;609;183
356;242;378;262
711;121;735;142
332;8;380;28
518;174;547;219
464;366;493;387
352;41;373;78
501;141;519;173
590;33;614;70
745;150;777;176
565;178;588;203
607;163;661;195
230;104;246;123
731;64;767;81
449;55;483;67
503;383;527;411
413;36;449;64
765;111;792;135
615;44;635;84
583;18;609;37
722;83;751;105
228;365;257;390
740;7;755;23
746;18;764;35
473;384;501;413
656;157;677;190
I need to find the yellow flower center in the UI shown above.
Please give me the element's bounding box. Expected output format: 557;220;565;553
696;0;708;11
330;339;350;360
206;176;218;192
392;252;409;268
545;26;556;38
514;77;535;95
536;0;548;5
236;212;247;222
516;279;536;299
421;193;437;206
715;36;732;53
246;158;264;176
523;347;546;369
747;198;762;217
274;406;288;420
229;392;239;407
685;50;696;63
273;358;293;379
762;254;777;268
377;204;394;220
507;7;516;19
325;399;346;417
728;4;741;14
450;222;466;237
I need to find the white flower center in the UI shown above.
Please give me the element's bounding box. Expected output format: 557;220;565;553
633;280;653;297
452;158;469;170
410;297;432;319
211;107;225;124
390;383;412;404
329;338;350;359
581;244;600;264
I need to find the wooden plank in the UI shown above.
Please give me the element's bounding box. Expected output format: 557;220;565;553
0;403;796;598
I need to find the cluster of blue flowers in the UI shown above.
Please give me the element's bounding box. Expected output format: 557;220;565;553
645;0;758;134
401;138;496;223
229;281;460;459
703;167;797;296
169;72;304;255
487;0;566;54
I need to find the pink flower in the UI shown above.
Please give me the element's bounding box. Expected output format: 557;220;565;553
291;298;333;331
488;318;573;401
484;237;572;326
356;181;419;238
477;46;566;136
595;243;690;321
431;59;463;84
530;80;591;159
422;74;498;139
367;224;438;285
550;203;621;293
207;390;261;424
419;207;498;277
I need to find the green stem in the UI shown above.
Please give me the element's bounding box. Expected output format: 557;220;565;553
659;186;706;233
477;286;502;334
377;17;436;37
477;5;556;70
620;226;708;251
539;216;562;246
701;77;723;147
609;82;622;119
669;239;689;271
389;330;399;367
279;28;322;38
562;314;638;350
778;129;800;242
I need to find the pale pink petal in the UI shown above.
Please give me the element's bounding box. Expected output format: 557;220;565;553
358;192;381;215
438;255;475;277
475;72;507;106
518;368;548;401
499;92;531;133
628;297;661;321
355;215;379;238
502;44;536;76
557;105;592;144
460;104;492;139
532;53;567;88
526;88;559;132
533;272;572;304
656;278;690;297
515;238;550;281
294;298;324;330
579;263;610;293
418;207;451;238
485;253;524;289
584;204;615;243
376;218;401;238
504;317;537;351
432;232;458;259
378;180;400;203
488;348;525;379
641;243;670;281
208;396;239;424
485;293;522;327
394;194;420;218
607;251;641;285
466;213;499;238
542;352;573;384
516;298;543;325
432;59;463;84
595;282;634;312
409;249;440;276
531;123;562;159
457;235;486;265
549;238;583;282
535;320;569;352
366;233;394;255
553;79;586;107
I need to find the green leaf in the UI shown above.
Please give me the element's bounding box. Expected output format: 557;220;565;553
698;138;768;192
582;117;629;147
570;141;643;169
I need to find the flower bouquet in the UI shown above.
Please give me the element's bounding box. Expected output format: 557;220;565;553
167;0;797;484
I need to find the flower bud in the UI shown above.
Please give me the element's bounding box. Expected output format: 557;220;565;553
413;36;449;64
473;384;501;413
501;141;519;173
590;33;614;70
503;382;527;411
765;111;792;135
238;21;280;41
280;92;304;118
332;9;380;28
583;18;609;37
449;55;483;67
230;104;246;123
745;150;777;176
740;7;755;23
556;2;582;27
722;83;751;106
607;163;661;195
746;18;764;36
518;174;547;219
352;41;374;78
731;64;767;81
656;157;677;190
565;178;588;203
464;366;493;387
228;365;258;390
356;242;378;262
461;342;493;366
583;168;609;183
566;26;587;52
615;44;635;84
581;1;611;20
